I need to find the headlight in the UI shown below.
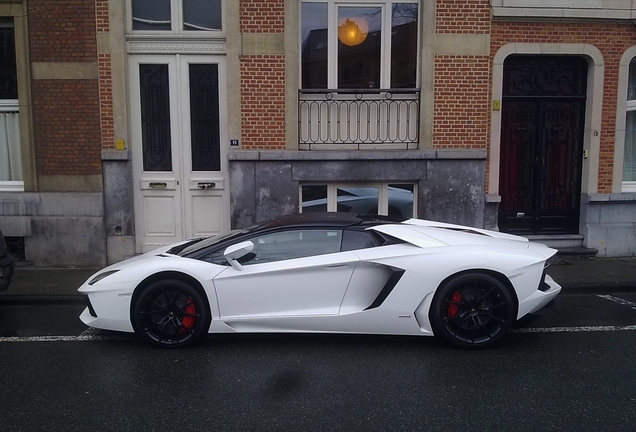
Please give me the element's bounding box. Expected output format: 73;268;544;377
88;269;120;285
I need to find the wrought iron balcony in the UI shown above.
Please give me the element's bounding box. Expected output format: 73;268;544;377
298;88;420;150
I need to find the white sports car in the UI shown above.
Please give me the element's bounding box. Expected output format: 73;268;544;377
78;213;561;349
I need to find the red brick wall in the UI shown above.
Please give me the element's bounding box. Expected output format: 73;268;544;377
433;56;490;149
491;21;636;193
433;0;491;150
436;0;490;34
240;0;285;33
28;0;97;62
32;81;102;175
240;55;287;150
240;1;286;150
28;0;103;176
96;0;114;150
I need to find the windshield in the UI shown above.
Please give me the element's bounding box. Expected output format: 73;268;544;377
170;229;249;256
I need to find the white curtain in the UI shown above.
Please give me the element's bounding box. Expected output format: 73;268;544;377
0;110;22;182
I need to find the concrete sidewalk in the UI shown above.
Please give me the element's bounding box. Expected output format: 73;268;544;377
0;256;635;302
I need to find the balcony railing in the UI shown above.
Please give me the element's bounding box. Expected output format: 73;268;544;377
298;88;420;150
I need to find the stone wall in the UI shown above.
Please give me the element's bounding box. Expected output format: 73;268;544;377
229;149;487;228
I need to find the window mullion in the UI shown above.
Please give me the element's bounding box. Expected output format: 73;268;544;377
173;0;181;33
327;184;338;211
381;2;390;89
378;184;389;215
328;3;338;89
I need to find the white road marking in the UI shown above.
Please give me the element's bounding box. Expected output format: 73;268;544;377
597;294;636;310
3;325;636;342
0;335;109;343
514;325;636;333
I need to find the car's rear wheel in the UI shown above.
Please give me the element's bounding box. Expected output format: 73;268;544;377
430;273;516;349
132;279;210;348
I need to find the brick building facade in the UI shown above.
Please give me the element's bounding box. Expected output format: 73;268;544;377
0;0;634;267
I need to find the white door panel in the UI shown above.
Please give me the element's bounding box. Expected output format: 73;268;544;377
214;252;360;318
130;55;229;253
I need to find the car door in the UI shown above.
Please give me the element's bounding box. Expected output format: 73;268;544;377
212;229;359;318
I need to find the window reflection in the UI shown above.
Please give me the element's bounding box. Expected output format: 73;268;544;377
247;230;342;264
301;184;328;212
338;6;381;89
388;184;414;218
132;0;171;30
625;110;636;181
183;0;222;31
391;3;418;88
301;3;328;89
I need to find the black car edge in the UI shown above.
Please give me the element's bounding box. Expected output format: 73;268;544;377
0;229;16;292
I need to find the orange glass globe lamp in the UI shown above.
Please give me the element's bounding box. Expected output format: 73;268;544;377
337;17;369;47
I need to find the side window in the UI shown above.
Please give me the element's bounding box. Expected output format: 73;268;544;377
197;229;344;266
247;230;342;265
341;230;378;251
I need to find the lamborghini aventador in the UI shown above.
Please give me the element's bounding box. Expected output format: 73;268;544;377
78;213;561;349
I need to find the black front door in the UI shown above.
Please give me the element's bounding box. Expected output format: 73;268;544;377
498;56;587;235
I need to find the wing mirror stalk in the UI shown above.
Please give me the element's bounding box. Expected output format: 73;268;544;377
223;241;254;271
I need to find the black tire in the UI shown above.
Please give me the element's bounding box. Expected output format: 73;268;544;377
132;279;211;348
429;273;516;349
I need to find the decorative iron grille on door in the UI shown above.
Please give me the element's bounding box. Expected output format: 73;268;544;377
499;55;587;235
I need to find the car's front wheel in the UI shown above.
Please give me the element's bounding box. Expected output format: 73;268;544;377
429;273;516;349
132;279;210;348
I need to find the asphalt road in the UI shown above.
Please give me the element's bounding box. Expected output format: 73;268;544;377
1;291;636;431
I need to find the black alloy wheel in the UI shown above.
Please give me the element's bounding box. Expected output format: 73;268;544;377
430;273;516;349
132;279;210;348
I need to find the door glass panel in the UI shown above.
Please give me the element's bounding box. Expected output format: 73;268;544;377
189;64;220;171
301;2;328;89
183;0;222;31
139;64;172;171
301;184;328;212
338;6;381;89
391;4;418;88
132;0;171;30
388;184;414;218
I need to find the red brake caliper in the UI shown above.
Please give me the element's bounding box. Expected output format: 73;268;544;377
447;291;462;318
179;299;197;334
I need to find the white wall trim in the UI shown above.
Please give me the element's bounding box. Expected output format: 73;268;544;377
490;0;636;20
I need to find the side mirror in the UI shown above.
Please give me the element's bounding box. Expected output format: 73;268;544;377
224;241;254;271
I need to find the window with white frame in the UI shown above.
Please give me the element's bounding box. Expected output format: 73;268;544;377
131;0;222;33
625;57;636;192
0;18;22;191
301;183;416;218
300;0;420;89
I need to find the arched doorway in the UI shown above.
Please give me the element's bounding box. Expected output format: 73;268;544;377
498;55;587;235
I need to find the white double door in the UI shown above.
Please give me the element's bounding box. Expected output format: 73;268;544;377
130;55;229;252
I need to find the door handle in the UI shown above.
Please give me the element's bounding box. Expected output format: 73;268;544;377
149;182;167;189
198;182;216;190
